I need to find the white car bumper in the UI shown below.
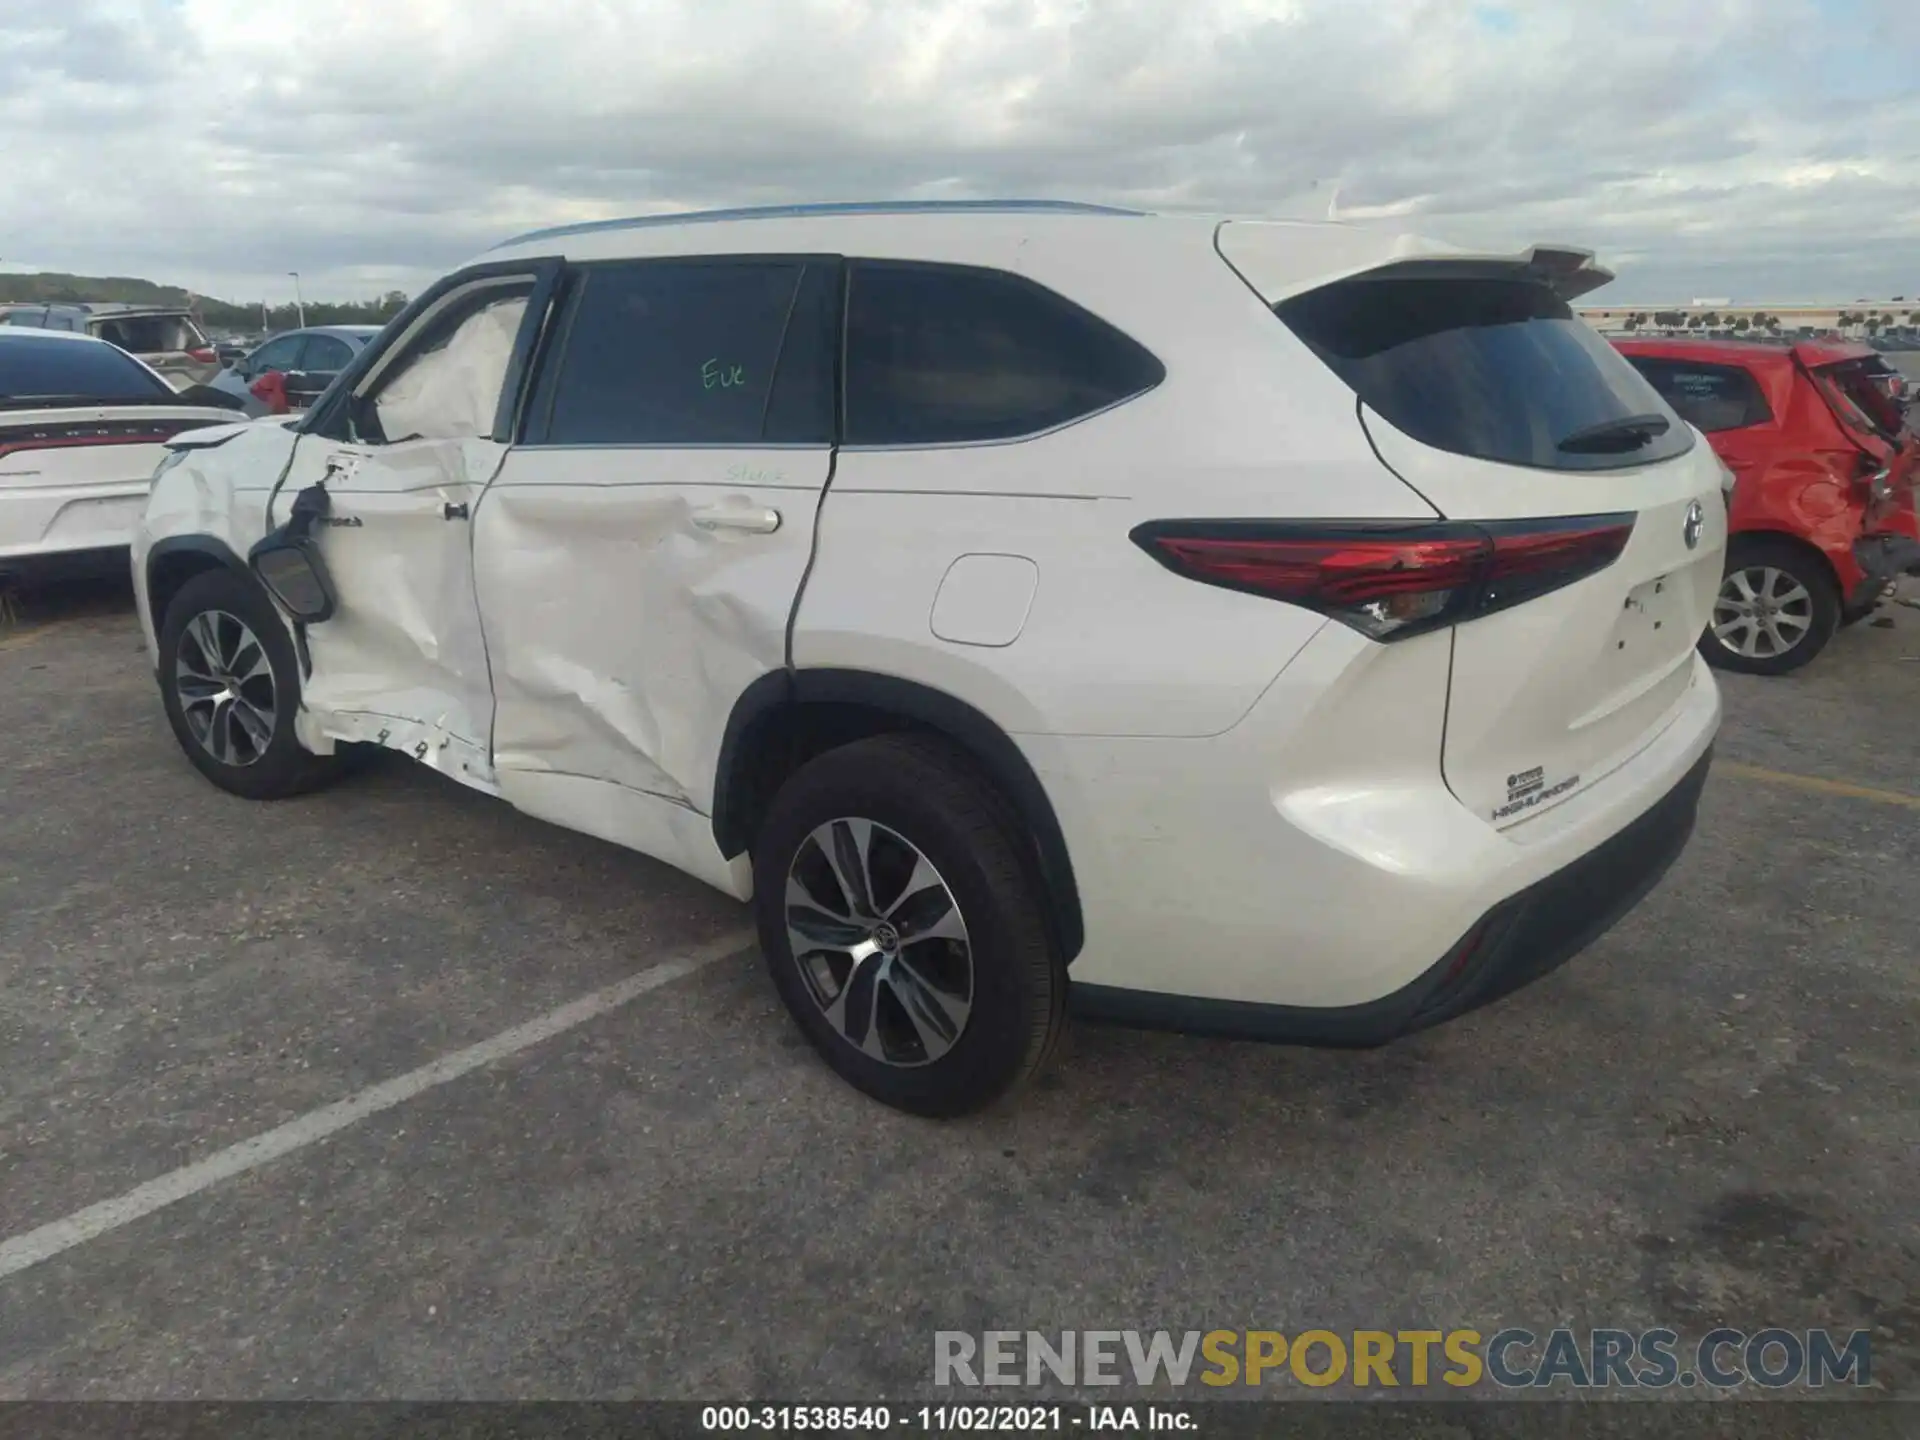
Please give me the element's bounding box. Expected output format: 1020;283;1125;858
0;476;153;573
1033;630;1722;1039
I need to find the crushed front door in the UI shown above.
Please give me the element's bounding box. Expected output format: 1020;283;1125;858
269;263;558;787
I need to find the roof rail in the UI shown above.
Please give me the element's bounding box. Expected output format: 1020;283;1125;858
490;199;1148;250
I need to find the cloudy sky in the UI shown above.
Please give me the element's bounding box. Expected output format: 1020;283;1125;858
3;0;1917;304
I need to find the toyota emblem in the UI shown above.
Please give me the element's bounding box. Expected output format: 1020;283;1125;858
1683;500;1704;550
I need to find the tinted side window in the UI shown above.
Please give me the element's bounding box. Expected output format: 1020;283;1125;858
1278;278;1695;472
250;336;304;373
302;335;355;371
842;262;1164;447
537;260;835;446
1625;358;1772;433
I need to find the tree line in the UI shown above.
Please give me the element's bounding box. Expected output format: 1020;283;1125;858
0;272;410;335
1617;308;1916;335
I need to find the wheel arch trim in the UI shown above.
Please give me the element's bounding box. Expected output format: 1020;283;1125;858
712;668;1086;961
1724;528;1845;593
145;534;252;614
145;534;314;676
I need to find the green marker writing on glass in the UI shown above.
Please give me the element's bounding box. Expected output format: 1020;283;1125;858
701;358;747;391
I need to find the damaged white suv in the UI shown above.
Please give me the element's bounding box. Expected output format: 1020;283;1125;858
135;201;1724;1116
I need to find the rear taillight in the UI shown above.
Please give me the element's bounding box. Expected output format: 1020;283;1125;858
1857;453;1895;502
1131;515;1637;641
0;418;197;464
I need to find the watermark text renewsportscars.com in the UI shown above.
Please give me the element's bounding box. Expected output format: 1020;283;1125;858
934;1328;1873;1391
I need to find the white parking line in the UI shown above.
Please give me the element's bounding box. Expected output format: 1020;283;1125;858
0;928;756;1283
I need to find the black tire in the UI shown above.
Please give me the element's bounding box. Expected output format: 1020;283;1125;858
1699;536;1840;676
752;732;1066;1118
157;568;340;799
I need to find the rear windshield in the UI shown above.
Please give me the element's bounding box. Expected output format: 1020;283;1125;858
0;337;173;403
91;314;204;354
1277;277;1695;471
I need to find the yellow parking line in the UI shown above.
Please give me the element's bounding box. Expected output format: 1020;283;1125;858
0;627;53;654
0;615;95;652
1718;760;1920;811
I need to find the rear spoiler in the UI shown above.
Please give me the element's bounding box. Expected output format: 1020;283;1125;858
1517;245;1616;301
1336;245;1616;303
1213;222;1616;304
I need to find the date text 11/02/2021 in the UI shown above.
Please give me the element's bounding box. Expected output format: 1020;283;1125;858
701;1406;1187;1431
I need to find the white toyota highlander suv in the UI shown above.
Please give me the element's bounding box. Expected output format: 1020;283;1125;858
132;200;1724;1116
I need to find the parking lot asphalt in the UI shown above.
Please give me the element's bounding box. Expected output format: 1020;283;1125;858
1;576;1916;1402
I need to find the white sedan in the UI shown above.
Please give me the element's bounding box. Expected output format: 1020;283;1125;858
1;330;251;582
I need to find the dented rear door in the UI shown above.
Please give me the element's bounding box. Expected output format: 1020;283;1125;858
475;256;840;847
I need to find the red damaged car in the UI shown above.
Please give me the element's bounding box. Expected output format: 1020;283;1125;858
1614;337;1920;673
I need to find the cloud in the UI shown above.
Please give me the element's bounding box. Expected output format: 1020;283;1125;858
2;0;1916;302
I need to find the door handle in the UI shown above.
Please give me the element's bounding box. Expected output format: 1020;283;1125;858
690;505;781;534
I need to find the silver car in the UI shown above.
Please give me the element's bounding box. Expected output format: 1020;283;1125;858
0;303;221;389
209;324;384;415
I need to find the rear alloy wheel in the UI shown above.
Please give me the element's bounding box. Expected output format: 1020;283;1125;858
158;567;340;799
753;733;1066;1117
785;818;975;1068
1701;537;1838;676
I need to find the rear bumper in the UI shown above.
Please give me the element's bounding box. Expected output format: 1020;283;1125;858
0;480;150;577
1073;746;1713;1046
1036;612;1719;1022
0;544;132;585
1852;532;1920;603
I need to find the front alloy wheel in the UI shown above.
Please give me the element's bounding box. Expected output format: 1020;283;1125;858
157;567;340;799
175;610;278;767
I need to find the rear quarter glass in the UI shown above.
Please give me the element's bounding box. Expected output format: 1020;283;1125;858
1623;357;1773;434
1277;277;1694;472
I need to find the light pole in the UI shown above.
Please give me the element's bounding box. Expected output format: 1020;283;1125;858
288;271;306;328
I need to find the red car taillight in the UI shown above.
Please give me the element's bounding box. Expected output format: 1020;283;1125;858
1131;515;1637;641
1856;452;1895;502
